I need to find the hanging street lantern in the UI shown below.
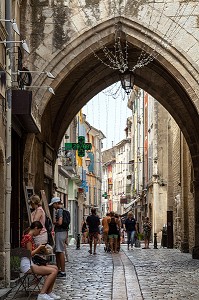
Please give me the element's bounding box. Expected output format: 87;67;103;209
120;70;135;95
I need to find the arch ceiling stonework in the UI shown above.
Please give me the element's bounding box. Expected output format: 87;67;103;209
21;0;199;173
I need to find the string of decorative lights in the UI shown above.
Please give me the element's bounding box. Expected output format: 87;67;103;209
142;1;196;66
114;92;117;146
119;94;123;142
102;83;127;101
97;94;100;130
28;0;195;75
134;0;167;69
105;94;109;149
136;0;196;67
75;0;196;74
92;160;143;165
167;2;196;44
91;97;94;126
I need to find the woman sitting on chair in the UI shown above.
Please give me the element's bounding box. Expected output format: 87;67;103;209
21;221;60;300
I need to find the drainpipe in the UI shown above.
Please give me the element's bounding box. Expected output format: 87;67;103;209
5;0;12;287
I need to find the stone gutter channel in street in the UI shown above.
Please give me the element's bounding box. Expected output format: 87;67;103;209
3;243;199;299
112;250;143;300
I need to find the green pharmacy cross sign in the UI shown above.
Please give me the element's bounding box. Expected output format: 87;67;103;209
65;136;92;157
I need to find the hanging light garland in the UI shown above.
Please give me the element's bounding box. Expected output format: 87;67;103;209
92;22;129;74
102;82;127;101
75;0;195;95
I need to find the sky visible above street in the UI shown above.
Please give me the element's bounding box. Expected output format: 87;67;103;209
82;82;131;150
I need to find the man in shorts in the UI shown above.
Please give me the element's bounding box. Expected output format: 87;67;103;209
102;212;110;251
49;197;67;278
86;208;100;255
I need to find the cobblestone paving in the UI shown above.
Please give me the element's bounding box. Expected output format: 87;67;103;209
55;244;113;299
121;244;199;299
5;243;199;300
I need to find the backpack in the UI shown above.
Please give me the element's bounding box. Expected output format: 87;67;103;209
62;209;71;230
45;214;53;233
45;214;54;246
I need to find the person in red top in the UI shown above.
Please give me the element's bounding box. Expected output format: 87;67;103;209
21;221;60;300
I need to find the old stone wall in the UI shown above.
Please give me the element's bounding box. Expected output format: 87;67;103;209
169;117;194;251
182;138;195;251
170;119;182;247
187;151;195;249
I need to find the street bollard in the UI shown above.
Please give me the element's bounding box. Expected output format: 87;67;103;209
154;233;158;249
76;233;80;250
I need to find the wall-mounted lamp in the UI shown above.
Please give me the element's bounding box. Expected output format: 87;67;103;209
0;19;20;35
0;40;30;53
24;85;55;95
15;70;55;79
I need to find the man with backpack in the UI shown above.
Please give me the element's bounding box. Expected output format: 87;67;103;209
49;197;70;278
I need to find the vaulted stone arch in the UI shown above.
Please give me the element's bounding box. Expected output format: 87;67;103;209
22;16;199;166
20;1;199;250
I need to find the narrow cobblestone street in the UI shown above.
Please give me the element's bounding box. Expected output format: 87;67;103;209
6;244;199;300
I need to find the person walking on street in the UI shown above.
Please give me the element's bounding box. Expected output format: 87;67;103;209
107;211;120;253
86;208;100;255
124;211;137;250
143;217;152;249
49;197;67;278
102;212;110;252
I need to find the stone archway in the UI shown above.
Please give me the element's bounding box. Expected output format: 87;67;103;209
28;18;199;167
20;1;199;250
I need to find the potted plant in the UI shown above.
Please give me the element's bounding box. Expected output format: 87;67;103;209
10;256;20;279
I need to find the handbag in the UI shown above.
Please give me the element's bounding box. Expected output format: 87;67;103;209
32;255;48;266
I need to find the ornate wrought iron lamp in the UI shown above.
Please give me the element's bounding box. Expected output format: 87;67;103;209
120;70;135;95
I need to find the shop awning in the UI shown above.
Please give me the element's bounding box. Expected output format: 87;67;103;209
124;199;137;211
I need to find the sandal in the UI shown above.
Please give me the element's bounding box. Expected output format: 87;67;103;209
88;250;92;254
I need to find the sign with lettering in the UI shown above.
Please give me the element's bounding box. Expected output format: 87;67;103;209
65;136;92;157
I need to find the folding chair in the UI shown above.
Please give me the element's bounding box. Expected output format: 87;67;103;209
10;248;44;299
